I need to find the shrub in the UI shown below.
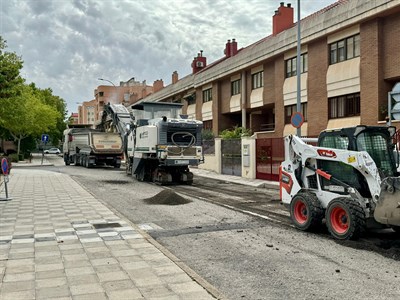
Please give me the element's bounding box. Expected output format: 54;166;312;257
219;126;251;139
8;153;19;162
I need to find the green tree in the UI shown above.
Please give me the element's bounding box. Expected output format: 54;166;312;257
0;36;24;100
1;84;60;155
30;84;67;146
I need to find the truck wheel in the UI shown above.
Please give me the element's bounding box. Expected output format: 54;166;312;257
290;192;323;232
64;155;70;166
136;167;145;182
326;197;365;240
114;164;121;169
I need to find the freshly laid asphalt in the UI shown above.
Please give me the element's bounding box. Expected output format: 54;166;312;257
0;156;229;300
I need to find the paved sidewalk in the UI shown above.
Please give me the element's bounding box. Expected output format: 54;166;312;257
0;168;219;299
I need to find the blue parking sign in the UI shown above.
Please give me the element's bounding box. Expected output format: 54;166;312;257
41;134;49;143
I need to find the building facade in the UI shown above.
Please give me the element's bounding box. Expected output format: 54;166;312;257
140;0;400;136
77;77;159;125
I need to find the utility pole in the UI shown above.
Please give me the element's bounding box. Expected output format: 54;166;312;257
296;0;302;136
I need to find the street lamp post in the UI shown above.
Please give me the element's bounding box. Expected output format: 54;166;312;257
98;78;116;87
296;0;302;137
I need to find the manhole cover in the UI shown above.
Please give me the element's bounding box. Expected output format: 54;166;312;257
92;223;122;229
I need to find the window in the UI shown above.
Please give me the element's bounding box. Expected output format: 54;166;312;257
329;34;360;65
285;53;308;78
252;71;263;89
284;103;308;124
99;91;104;97
328;93;360;119
203;120;212;130
231;79;241;95
186;94;196;105
202;88;212;103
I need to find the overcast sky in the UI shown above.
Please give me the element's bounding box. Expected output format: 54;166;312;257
1;0;336;115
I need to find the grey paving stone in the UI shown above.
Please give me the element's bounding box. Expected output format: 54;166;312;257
120;260;150;271
90;257;119;266
63;259;92;269
60;248;86;255
65;266;95;277
36;285;70;299
3;272;35;282
84;246;109;253
127;269;163;287
160;273;193;284
139;285;177;299
35;262;64;272
101;279;135;292
5;264;34;274
35;250;61;258
8;252;35;259
36;277;68;289
153;265;185;276
70;283;104;296
86;251;113;260
98;271;130;282
179;290;215;299
67;274;100;286
0;289;35;300
0;280;35;292
35;256;62;265
63;253;89;262
94;264;122;273
73;292;108;300
7;258;34;267
169;281;207;294
36;269;66;280
58;243;83;251
107;288;143;300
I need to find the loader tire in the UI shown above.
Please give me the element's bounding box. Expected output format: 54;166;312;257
326;197;365;240
290;192;323;232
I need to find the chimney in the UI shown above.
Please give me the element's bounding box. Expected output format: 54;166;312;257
191;50;207;74
230;38;238;56
153;79;164;93
172;71;179;84
224;39;231;58
272;2;294;36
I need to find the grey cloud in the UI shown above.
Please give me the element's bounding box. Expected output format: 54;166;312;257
1;0;335;114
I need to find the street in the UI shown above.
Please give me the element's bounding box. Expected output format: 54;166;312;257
34;154;400;299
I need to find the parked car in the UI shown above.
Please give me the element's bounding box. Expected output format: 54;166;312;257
44;148;61;154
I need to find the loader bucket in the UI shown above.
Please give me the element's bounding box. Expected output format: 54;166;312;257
374;177;400;226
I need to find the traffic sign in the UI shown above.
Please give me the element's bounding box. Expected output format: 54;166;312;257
291;112;304;129
1;158;9;175
41;134;49;143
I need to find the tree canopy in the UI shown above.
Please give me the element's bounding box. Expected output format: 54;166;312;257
0;36;67;155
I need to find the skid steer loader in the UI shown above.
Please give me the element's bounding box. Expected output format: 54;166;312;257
280;125;400;240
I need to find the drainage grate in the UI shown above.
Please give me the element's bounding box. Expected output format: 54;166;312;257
92;223;122;229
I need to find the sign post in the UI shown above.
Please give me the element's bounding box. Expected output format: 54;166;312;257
41;134;49;165
0;158;12;201
291;112;305;131
388;82;400;126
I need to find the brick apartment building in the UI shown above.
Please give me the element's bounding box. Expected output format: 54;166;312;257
140;0;400;137
77;77;162;124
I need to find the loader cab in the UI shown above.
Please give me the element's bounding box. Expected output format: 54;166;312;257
316;126;398;197
318;126;398;177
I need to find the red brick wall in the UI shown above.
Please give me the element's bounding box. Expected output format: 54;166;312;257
274;57;285;137
383;14;400;81
307;37;329;136
360;19;383;125
264;61;276;105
